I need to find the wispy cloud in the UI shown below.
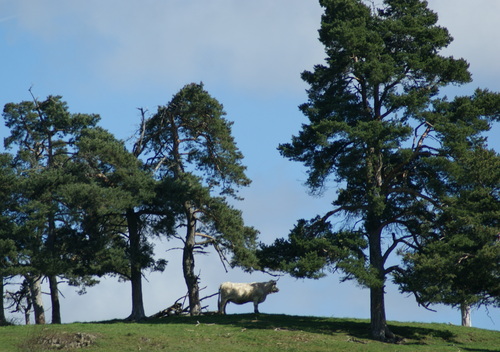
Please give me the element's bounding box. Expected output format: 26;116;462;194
429;0;500;85
7;0;324;96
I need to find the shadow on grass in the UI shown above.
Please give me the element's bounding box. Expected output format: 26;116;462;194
98;313;461;344
390;323;458;344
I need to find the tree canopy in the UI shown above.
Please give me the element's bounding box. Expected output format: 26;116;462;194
1;84;259;323
258;0;500;340
2;94;103;323
140;83;258;315
395;146;500;311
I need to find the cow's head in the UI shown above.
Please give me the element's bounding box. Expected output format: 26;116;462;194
268;280;279;293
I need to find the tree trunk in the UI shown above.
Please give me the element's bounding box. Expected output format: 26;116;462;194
183;204;201;316
46;208;61;324
23;289;32;325
461;303;472;327
128;265;145;321
24;310;31;325
365;145;394;341
0;275;6;325
48;275;61;324
126;209;146;321
367;215;393;340
27;275;45;325
369;240;392;340
128;268;145;320
183;243;201;316
370;284;394;340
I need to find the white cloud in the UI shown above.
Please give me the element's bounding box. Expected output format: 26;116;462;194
428;0;500;87
7;0;324;96
7;0;500;93
95;0;324;95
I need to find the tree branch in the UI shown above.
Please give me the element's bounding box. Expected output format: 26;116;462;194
321;206;347;223
388;187;441;207
132;108;148;157
413;121;434;150
213;241;229;273
384;265;404;275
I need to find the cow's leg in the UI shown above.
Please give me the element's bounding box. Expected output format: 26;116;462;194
219;298;228;314
253;301;259;314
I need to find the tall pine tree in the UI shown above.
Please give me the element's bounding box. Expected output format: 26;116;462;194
395;144;500;326
3;94;100;323
70;126;160;321
140;83;258;315
259;0;500;340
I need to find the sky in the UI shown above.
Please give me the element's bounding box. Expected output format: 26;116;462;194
1;0;499;331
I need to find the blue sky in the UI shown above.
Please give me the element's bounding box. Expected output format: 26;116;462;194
1;0;499;330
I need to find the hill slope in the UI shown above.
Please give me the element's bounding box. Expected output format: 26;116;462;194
1;314;499;351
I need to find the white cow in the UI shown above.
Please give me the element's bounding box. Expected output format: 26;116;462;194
218;280;279;314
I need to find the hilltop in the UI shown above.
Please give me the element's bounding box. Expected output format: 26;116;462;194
1;314;499;351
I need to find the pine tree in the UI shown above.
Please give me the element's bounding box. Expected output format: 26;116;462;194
260;0;500;340
2;94;166;322
3;93;100;324
72;126;160;321
0;153;17;325
395;146;500;326
140;83;258;315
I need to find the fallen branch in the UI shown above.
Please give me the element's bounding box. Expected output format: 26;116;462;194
149;287;220;318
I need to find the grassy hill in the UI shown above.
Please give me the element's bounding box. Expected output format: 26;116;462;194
1;314;499;351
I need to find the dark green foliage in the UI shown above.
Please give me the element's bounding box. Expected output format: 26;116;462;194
64;126;158;280
142;83;258;265
259;218;368;280
1;84;257;321
197;195;259;269
141;83;258;315
2;94;104;323
1;95;155;322
0;153;18;272
143;82;250;193
264;0;500;340
0;153;19;325
0;84;256;321
395;147;500;309
72;125;167;320
396;94;500;312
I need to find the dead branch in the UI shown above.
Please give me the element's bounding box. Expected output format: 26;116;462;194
195;232;216;246
132;107;148;157
165;247;185;252
213;242;229;273
149;286;219;318
458;253;473;264
413;121;434;151
201;291;220;301
259;269;284;278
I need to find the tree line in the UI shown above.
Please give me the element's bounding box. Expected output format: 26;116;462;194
0;83;259;324
1;0;499;342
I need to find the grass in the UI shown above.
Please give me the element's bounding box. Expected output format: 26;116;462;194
0;314;499;351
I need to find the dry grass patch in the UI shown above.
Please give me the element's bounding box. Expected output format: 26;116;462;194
18;330;97;351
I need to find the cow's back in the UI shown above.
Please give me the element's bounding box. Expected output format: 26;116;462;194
219;282;262;304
